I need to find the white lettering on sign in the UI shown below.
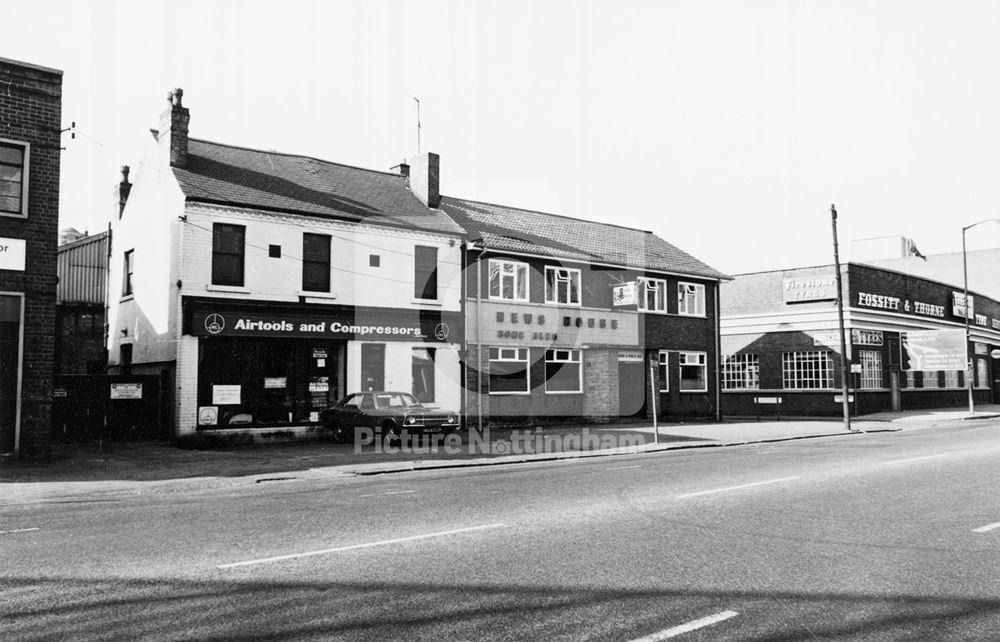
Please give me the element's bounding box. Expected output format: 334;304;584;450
328;322;421;337
852;329;884;346
909;301;945;318
0;237;26;271
993;318;1000;330
783;276;837;303
975;314;988;327
857;292;900;311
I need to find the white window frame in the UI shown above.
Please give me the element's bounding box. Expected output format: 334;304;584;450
678;282;706;317
488;347;530;395
975;358;989;389
782;350;834;389
658;351;669;392
858;350;883;389
544;349;582;394
678;351;708;392
544;266;581;306
722;353;760;390
488;259;529;302
0;138;29;219
637;277;666;313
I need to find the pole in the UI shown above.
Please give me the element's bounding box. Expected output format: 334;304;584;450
650;362;658;444
831;205;852;431
963;228;974;414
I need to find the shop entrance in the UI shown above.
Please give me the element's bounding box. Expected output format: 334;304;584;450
0;295;21;453
618;360;646;418
360;343;385;391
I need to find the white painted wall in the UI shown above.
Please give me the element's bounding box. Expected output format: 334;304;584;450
347;341;462;412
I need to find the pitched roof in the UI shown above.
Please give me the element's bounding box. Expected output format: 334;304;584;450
170;139;462;236
440;196;729;280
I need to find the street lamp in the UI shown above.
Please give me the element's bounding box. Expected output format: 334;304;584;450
961;218;1000;414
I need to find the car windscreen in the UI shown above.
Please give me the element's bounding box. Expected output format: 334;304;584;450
373;393;422;409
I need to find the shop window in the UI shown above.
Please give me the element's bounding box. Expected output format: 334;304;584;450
489;347;529;394
678;282;706;316
212;223;245;286
975;358;989;389
679;351;707;392
723;353;759;389
943;370;961;389
544;267;580;305
122;249;134;296
0;140;27;217
782;350;833;389
412;348;435;402
414;246;438;300
658;351;669;392
488;259;528;302
361;343;385;391
637;277;666;312
920;371;941;389
545;349;581;393
302;233;331;292
859;350;883;389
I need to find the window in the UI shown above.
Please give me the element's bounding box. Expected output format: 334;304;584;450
544;267;581;305
920;371;941;389
723;353;760;390
637;277;666;312
858;350;883;389
545;349;581;393
488;347;529;393
302;233;331;292
0;141;27;217
488;259;528;301
679;352;708;392
122;249;134;296
412;348;435;402
268;244;281;258
414;246;438;300
782;351;833;389
370;254;380;267
975;358;989;389
943;370;961;389
658;351;669;392
212;223;245;286
678;282;706;316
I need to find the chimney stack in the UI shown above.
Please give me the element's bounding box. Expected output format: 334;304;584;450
408;152;440;209
391;161;410;178
117;165;132;218
158;88;189;168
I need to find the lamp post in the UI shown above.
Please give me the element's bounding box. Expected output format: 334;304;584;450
961;218;1000;414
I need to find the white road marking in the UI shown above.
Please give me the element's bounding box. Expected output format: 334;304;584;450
677;477;799;498
384;490;417;495
0;527;39;535
884;454;948;465
973;522;1000;533
630;610;739;641
605;465;642;470
217;523;507;569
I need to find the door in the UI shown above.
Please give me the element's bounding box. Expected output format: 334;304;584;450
618;360;646;418
360;343;385;392
0;296;21;453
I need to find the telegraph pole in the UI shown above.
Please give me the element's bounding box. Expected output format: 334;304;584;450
831;205;853;431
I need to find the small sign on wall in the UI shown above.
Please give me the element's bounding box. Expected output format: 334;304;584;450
0;238;26;272
212;385;241;405
110;383;142;399
198;406;219;426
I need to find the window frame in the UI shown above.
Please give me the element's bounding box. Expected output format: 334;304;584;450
722;353;760;390
211;223;246;287
0;139;28;219
122;249;134;297
302;232;332;293
544;266;581;306
678;281;706;317
782;350;834;390
858;349;883;390
411;347;436;402
488;259;529;302
678;351;708;392
975;358;989;390
637;277;667;313
488;347;530;395
544;349;582;394
414;245;439;300
658;350;669;392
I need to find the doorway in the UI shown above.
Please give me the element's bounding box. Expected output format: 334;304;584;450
361;343;385;392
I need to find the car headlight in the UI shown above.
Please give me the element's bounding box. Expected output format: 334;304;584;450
447;415;457;424
406;416;417;425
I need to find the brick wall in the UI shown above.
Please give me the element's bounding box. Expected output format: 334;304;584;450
0;58;62;457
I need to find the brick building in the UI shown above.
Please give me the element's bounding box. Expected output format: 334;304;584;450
720;263;1000;417
442;198;728;428
107;89;464;442
0;57;62;457
55;229;109;374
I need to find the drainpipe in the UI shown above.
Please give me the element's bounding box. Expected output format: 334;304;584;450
715;282;722;422
476;246;484;432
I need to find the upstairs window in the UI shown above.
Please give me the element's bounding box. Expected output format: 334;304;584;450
488;259;528;302
212;223;245;287
637;277;666;312
122;249;134;296
302;233;331;292
414;246;438;300
544;267;581;305
678;282;706;316
0;141;27;217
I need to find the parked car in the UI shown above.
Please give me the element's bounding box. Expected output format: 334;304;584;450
320;391;461;443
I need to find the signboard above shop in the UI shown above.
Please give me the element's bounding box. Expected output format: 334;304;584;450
0;238;26;272
901;329;966;371
783;273;838;303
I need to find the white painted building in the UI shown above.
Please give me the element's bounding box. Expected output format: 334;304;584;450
107;89;463;441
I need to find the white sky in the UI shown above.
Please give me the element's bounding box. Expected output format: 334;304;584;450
8;0;1000;274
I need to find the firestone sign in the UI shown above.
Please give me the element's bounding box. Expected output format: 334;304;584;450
783;275;837;303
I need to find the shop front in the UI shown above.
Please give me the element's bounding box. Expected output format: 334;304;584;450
185;299;461;430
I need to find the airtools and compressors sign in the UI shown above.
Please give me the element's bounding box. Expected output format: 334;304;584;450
901;329;967;371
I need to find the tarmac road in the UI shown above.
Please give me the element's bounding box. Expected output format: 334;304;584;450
2;417;999;640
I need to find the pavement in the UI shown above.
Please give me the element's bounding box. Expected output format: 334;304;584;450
2;404;999;502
